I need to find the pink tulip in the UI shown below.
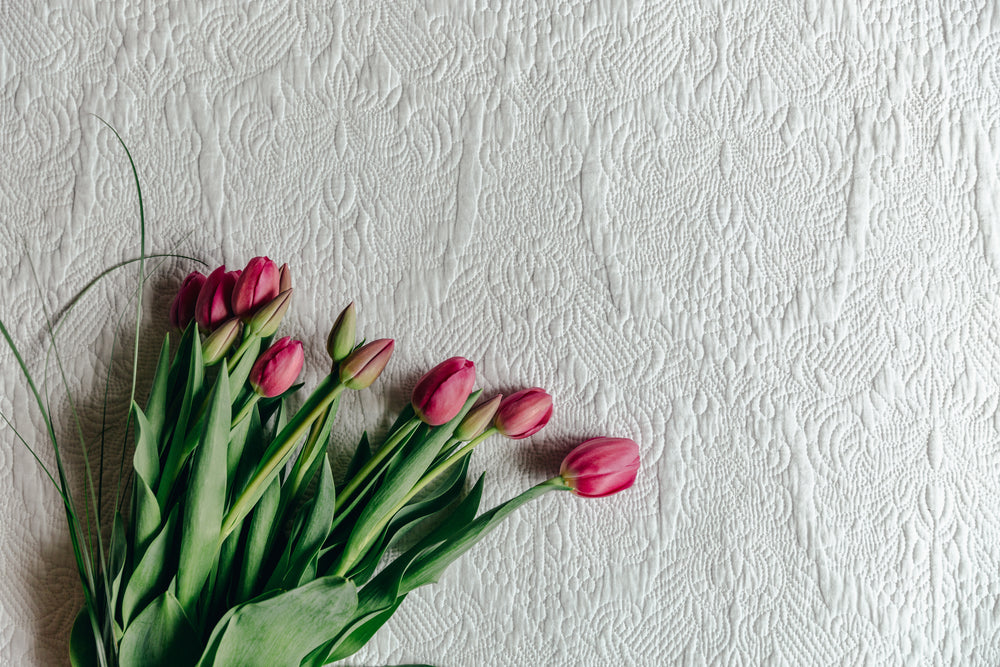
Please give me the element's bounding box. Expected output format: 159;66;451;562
559;437;640;498
249;337;305;398
195;266;238;331
494;388;552;439
232;256;280;318
339;339;394;390
169;271;206;329
411;357;476;426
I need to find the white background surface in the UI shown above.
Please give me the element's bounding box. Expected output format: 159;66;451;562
3;1;1000;665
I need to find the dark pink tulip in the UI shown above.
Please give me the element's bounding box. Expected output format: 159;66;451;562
249;337;305;398
559;437;640;498
494;388;552;439
339;339;394;390
195;266;238;331
411;357;476;426
169;271;206;329
232;257;280;318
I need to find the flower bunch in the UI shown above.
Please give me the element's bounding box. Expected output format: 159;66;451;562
3;251;641;666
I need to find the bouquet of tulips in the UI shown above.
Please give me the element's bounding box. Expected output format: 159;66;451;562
1;139;640;667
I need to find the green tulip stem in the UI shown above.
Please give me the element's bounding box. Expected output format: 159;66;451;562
228;329;259;367
220;377;345;541
334;417;421;512
284;395;340;506
334;426;497;577
231;392;261;431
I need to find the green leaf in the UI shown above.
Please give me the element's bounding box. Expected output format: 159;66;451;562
108;511;127;615
131;403;162;554
122;505;178;626
233;476;280;604
267;457;337;591
348;455;470;585
402;481;562;593
118;590;199;667
336;392;480;574
144;334;171;439
316;476;487;664
69;607;99;667
176;360;231;616
196;576;357;667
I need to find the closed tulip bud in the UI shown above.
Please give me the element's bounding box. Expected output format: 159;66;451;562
247;289;292;337
249;337;305;398
454;394;502;440
559;437;640;498
195;266;238;331
169;271;206;329
326;302;356;363
232;256;280;318
278;263;291;292
412;357;476;426
202;318;241;365
339;339;394;390
494;388;553;439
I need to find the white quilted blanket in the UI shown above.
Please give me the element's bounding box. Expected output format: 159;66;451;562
3;1;1000;665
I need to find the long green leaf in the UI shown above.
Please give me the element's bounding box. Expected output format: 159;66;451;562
233;476;280;604
176;360;231;616
118;590;198;667
122;505;178;626
195;576;357;667
131;403;162;554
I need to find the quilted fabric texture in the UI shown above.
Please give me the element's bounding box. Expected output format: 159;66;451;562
3;1;1000;665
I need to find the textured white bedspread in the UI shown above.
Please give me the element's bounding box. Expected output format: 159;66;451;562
3;1;1000;665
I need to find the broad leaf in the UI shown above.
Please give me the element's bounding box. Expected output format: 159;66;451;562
118;591;198;667
122;505;178;626
196;576;357;667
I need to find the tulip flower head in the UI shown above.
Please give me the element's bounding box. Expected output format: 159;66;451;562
559;437;640;498
169;271;206;329
278;262;292;292
454;394;502;440
494;388;553;439
327;302;356;363
202;317;241;365
250;337;305;398
247;289;293;337
233;256;281;318
412;357;476;426
195;266;238;331
339;339;394;390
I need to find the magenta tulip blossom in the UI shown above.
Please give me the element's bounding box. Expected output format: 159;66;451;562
494;387;553;439
339;339;394;390
411;357;476;426
168;271;206;329
559;437;640;498
233;256;281;318
249;337;305;398
195;266;238;331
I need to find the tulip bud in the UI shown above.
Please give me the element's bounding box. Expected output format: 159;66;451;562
249;337;305;398
202;318;241;365
494;388;552;439
247;289;292;337
232;257;280;318
195;266;238;331
454;394;502;440
559;437;640;498
278;263;291;292
169;271;206;329
411;357;476;426
326;302;356;363
339;339;394;390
